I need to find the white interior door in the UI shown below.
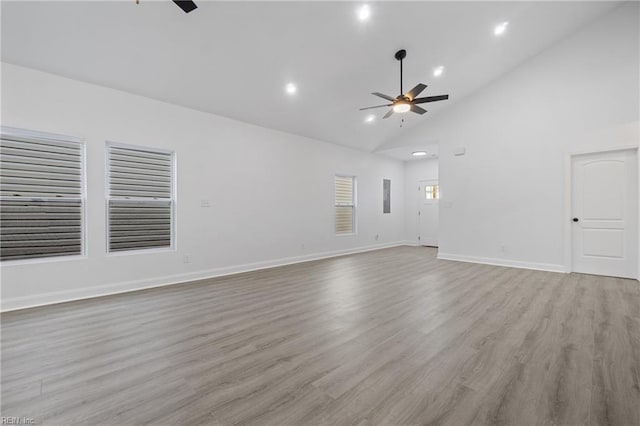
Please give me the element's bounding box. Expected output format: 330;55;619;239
571;149;638;278
418;180;439;246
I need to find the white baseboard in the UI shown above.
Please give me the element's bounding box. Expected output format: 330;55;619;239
437;252;567;273
1;241;409;312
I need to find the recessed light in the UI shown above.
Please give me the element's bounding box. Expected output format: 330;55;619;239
285;83;297;95
365;114;375;123
494;21;509;36
356;4;371;22
433;66;444;77
412;151;427;157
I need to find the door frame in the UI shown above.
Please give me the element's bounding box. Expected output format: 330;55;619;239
418;179;439;246
563;145;639;278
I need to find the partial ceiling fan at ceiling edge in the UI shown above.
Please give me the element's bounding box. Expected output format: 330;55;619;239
135;0;198;13
173;1;197;13
360;49;449;119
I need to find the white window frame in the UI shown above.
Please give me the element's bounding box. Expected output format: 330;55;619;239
105;141;176;255
0;126;87;264
334;174;357;236
424;184;440;200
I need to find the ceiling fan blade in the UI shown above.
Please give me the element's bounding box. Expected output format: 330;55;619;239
372;92;396;102
173;0;198;13
413;94;449;104
383;109;394;119
410;104;427;115
406;84;427;100
359;104;392;111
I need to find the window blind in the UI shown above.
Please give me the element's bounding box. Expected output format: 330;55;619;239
107;144;174;252
335;175;355;234
0;135;84;261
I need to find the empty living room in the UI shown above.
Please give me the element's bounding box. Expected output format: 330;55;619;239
1;1;639;425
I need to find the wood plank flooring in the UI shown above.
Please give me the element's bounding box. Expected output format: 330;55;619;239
1;246;639;425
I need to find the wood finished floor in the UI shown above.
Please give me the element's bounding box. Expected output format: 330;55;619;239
1;246;639;426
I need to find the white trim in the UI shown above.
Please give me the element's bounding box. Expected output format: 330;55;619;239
418;179;440;246
564;146;639;275
105;140;176;254
105;139;174;156
0;126;87;262
105;246;175;257
334;174;357;235
563;153;572;273
437;252;566;273
565;144;638;157
0;254;88;267
419;238;438;247
0;126;83;145
1;241;409;312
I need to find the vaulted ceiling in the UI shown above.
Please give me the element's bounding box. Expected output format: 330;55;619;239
1;1;620;152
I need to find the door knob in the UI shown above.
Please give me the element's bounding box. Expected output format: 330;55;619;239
572;217;579;222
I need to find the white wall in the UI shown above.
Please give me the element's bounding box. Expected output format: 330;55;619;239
389;3;639;272
2;3;638;311
0;64;406;311
403;158;439;243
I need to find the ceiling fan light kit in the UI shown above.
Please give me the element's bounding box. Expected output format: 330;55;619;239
393;101;411;113
360;49;450;119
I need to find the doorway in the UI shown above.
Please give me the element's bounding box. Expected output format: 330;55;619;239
571;149;638;279
418;179;439;247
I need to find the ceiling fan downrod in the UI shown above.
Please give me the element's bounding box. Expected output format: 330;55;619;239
395;49;407;97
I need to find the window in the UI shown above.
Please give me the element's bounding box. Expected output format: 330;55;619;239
425;184;440;200
335;175;356;234
107;143;174;253
0;128;85;261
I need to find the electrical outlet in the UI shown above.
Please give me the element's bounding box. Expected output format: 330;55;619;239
183;254;191;264
200;200;211;208
500;245;506;254
300;243;305;250
375;234;379;241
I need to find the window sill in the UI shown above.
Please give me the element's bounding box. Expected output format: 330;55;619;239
1;254;87;266
106;246;176;257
